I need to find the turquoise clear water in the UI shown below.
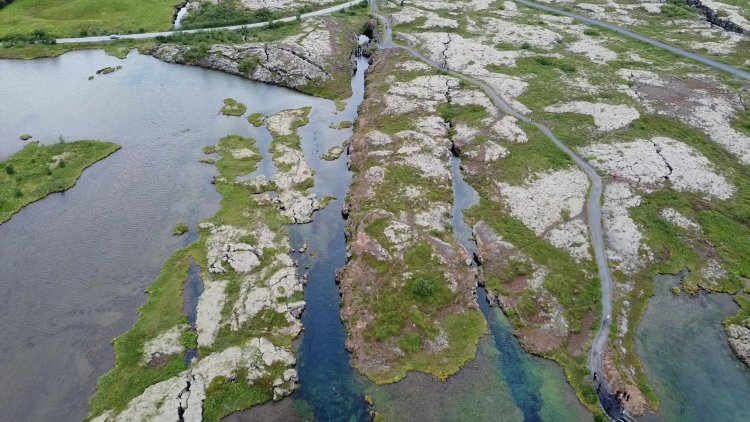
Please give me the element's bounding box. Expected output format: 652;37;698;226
637;274;750;421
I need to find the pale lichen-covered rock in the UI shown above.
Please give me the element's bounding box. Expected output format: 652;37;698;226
391;7;459;28
196;279;228;347
694;0;750;32
496;167;588;236
543;101;640;131
727;323;750;367
602;182;650;274
151;20;336;91
414;202;451;232
483;18;562;50
580;137;735;200
142;324;189;363
496;167;591;261
266;109;309;137
493;116;528;142
204;225;260;274
567;37;618;64
232;254;305;334
103;338;297;422
409;32;531;113
230;148;257;159
617;69;750;165
545;219;592;261
384;74;460;114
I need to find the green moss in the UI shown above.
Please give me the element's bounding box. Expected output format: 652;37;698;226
247;112;264;127
397;332;422;354
438;103;490;126
370;309;487;383
201;370;272;422
0;0;177;38
180;331;199;350
173;222;188;236
238;55;262;76
0;140;120;224
220;98;247;117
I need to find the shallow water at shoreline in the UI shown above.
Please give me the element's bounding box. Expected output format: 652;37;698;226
637;274;750;422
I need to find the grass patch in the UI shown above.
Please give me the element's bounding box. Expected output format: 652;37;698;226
0;140;120;224
220;98;247;117
438;103;491;126
0;0;179;38
202;374;272;422
247;112;264;127
173;222;188;236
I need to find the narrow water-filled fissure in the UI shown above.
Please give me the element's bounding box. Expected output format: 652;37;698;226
449;149;587;421
450;150;544;421
288;54;370;421
183;259;204;365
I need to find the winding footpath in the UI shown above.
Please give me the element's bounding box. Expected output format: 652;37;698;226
55;0;365;44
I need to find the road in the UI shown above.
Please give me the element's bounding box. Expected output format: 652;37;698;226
56;0;365;44
514;0;750;81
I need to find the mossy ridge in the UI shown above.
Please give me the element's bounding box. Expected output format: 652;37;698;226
0;140;120;224
340;50;487;384
88;124;311;419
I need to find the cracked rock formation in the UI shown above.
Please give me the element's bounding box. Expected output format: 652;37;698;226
151;19;350;95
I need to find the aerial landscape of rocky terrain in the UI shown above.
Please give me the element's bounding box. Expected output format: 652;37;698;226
1;0;750;421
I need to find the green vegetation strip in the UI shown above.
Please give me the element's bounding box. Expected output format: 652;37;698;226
0;140;120;224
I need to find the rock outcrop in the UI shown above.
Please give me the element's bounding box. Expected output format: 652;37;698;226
726;322;750;367
151;18;354;96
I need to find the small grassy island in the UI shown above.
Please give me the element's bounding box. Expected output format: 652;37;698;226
0;140;120;224
220;98;247;117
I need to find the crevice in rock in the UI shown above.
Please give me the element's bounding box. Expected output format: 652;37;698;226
275;45;332;77
176;376;192;422
687;0;746;34
651;140;674;181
